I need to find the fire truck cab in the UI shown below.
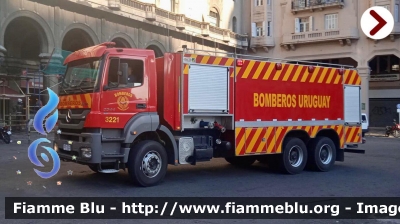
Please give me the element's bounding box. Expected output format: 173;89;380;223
53;42;364;187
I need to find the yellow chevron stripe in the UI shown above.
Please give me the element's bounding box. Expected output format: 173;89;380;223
201;56;210;64
257;127;272;153
309;67;321;83
235;128;241;138
348;70;356;85
334;74;341;84
317;68;328;83
346;127;356;142
262;63;276;80
232;67;241;77
326;69;336;84
226;58;234;66
84;94;92;108
273;64;286;81
283;64;295;81
305;126;311;133
291;66;302;82
184;64;189;74
236;131;246;155
242;60;256;79
311;126;319;137
246;128;263;153
252;62;266;79
300;71;310;83
213;57;222;65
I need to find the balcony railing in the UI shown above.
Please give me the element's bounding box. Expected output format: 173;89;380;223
282;28;359;45
291;0;344;13
117;0;246;46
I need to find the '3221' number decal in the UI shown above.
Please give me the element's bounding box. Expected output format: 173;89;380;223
105;117;120;123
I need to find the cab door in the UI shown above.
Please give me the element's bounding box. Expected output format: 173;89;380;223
100;55;149;128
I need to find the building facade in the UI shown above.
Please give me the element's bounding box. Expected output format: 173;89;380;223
0;0;247;123
244;0;400;127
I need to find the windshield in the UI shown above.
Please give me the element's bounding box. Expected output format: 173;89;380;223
60;58;102;95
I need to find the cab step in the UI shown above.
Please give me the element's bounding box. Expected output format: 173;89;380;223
98;169;120;174
102;153;125;158
101;136;126;142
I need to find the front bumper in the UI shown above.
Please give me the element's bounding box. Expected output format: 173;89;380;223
54;132;103;164
54;130;131;165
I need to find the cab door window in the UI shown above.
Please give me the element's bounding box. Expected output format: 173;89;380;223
107;58;144;89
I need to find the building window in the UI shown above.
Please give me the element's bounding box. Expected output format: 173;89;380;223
232;17;237;32
297;0;307;8
209;8;220;27
267;0;271;5
255;0;263;6
395;4;399;22
381;5;390;10
295;17;312;33
267;21;271;36
251;22;265;37
369;55;400;75
325;13;338;30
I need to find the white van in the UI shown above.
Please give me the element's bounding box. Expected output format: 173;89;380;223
361;113;369;137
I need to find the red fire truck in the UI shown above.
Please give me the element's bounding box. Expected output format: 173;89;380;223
53;42;364;187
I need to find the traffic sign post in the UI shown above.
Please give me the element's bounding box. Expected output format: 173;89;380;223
361;6;394;40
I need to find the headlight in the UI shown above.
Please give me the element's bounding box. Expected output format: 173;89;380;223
81;148;92;158
53;143;58;152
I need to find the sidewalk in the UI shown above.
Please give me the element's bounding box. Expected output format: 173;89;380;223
366;127;388;137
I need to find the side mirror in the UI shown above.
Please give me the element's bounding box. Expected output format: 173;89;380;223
119;63;128;85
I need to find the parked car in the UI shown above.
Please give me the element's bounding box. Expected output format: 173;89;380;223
361;113;369;137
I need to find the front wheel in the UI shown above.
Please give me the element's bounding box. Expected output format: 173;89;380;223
127;140;168;187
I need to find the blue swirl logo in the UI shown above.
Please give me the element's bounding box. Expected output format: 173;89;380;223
28;88;60;179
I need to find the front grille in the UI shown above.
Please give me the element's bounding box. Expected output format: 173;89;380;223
58;109;91;130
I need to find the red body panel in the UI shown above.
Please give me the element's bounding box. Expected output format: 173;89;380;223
235;62;344;122
156;53;182;130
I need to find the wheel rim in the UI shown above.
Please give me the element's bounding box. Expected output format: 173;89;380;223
141;151;162;178
288;145;303;167
319;144;333;165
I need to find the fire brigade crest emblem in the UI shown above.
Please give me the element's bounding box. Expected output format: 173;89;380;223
114;91;132;111
117;95;129;111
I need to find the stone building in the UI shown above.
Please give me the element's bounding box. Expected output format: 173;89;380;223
244;0;400;127
0;0;247;123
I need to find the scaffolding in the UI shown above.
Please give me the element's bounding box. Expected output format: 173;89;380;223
0;47;72;141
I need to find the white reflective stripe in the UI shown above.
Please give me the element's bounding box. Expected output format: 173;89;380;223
235;120;344;127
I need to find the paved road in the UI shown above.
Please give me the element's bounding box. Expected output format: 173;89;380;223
1;134;400;224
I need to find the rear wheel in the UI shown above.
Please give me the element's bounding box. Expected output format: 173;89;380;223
225;156;256;167
127;140;168;187
280;137;307;174
307;137;336;172
393;130;399;138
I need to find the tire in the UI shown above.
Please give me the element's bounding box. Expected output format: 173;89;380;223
127;140;168;187
280;137;307;174
225;156;256;167
307;137;336;172
393;130;399;138
2;133;10;144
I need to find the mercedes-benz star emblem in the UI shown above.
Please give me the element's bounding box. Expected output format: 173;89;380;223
66;109;72;123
